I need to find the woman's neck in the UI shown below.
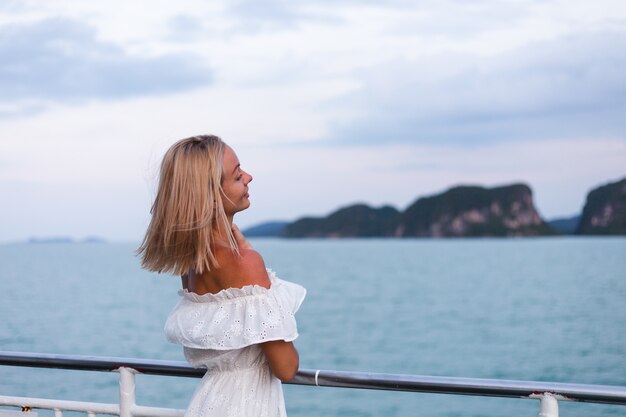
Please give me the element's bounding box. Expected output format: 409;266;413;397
212;215;235;245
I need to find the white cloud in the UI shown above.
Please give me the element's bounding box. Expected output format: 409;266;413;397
0;75;356;187
0;17;214;115
327;28;626;145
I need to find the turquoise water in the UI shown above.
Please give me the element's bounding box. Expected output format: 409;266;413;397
0;238;625;417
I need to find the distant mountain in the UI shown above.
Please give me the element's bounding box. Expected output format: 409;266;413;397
284;204;400;238
282;183;555;238
27;236;75;244
243;221;288;237
576;177;626;235
82;236;107;243
26;236;107;244
398;184;554;237
547;215;581;235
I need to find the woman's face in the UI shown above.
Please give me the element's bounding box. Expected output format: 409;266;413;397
221;145;253;217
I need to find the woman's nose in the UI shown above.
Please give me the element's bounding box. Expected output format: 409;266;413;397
245;172;253;184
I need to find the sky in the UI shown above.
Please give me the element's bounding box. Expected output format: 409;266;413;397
1;0;625;242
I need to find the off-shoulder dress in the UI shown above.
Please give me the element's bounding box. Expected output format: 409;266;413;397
164;269;306;417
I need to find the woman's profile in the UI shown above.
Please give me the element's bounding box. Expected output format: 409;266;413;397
138;135;306;417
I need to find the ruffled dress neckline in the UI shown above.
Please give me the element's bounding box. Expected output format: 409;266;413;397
177;268;280;303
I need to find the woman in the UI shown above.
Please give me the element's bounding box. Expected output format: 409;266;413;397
138;135;306;417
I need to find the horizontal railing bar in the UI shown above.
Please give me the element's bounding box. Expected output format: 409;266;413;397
2;351;626;406
292;370;626;405
0;395;120;414
132;405;185;417
0;395;185;417
0;351;202;378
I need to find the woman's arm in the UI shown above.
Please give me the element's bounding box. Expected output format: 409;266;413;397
232;224;300;382
236;250;300;381
261;340;299;382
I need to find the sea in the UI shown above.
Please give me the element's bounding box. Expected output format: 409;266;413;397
0;237;625;417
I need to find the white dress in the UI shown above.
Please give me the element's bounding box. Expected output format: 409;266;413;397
164;269;306;417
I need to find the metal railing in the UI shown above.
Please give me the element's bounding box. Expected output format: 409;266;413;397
2;351;626;417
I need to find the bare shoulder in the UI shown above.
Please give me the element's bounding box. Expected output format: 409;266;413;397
218;248;270;289
236;249;271;288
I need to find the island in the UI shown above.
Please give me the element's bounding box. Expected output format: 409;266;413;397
576;177;626;235
283;183;555;238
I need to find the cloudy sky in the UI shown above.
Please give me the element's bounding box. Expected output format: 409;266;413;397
1;0;625;242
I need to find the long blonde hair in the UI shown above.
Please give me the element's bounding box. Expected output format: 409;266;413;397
137;135;238;275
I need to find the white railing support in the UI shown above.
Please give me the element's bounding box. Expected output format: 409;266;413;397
539;393;559;417
118;367;136;417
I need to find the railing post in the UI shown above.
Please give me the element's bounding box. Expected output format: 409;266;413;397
119;367;137;417
539;393;559;417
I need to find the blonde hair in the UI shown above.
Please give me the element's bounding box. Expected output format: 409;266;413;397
137;135;238;275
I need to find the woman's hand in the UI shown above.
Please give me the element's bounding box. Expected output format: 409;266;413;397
232;224;253;250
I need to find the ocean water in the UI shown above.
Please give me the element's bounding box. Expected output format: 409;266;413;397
0;238;625;417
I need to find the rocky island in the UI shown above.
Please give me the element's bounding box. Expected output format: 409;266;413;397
397;184;553;237
576;177;626;235
283;183;554;238
285;204;400;238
